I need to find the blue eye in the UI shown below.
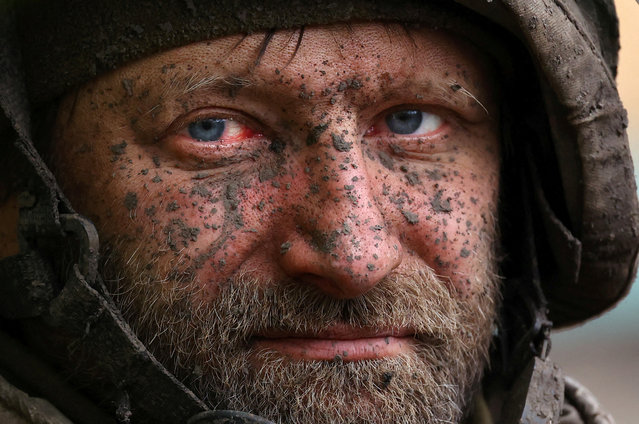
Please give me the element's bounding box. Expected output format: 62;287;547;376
188;118;225;142
385;110;442;136
385;110;422;134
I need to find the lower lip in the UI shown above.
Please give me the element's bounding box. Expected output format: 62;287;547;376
253;336;415;361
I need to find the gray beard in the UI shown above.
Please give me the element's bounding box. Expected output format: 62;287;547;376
102;248;499;424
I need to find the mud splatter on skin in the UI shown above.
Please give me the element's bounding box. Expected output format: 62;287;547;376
402;210;419;224
166;200;180;212
431;190;453;213
124;192;138;211
331;133;352;152
269;138;286;153
190;184;212;198
377;151;394;171
405;172;420;186
280;241;292;255
426;169;443;181
258;165;278;183
163;218;200;251
306;123;329;146
110;140;128;156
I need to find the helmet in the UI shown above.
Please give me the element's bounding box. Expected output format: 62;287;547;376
1;0;637;422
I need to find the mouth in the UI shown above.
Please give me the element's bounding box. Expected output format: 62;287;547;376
253;324;418;361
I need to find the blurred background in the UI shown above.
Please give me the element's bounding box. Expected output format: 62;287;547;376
550;1;639;422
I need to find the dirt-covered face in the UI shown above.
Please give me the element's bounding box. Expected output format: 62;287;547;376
52;23;500;423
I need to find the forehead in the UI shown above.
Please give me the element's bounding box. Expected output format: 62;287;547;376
86;22;496;111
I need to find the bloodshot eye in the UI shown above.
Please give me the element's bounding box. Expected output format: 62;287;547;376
385;110;442;136
188;118;225;142
185;117;259;143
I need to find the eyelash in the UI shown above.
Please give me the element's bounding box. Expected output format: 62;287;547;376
184;117;261;143
158;108;268;166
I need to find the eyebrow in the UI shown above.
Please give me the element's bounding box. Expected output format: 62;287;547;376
160;73;254;99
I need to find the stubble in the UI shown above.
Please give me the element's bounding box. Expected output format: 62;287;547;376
101;236;500;424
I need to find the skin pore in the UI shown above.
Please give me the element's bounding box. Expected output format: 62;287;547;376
50;23;501;423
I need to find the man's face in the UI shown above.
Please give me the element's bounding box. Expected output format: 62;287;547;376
52;23;500;423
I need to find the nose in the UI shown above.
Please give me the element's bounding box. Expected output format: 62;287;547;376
277;127;403;299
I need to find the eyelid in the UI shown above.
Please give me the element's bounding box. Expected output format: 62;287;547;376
366;106;449;139
157;107;269;168
158;107;264;142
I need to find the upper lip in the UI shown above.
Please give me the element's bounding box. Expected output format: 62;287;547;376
255;324;416;340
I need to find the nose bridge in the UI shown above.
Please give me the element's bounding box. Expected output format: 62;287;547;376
278;113;402;299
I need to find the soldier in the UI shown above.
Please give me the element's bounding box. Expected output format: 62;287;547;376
1;1;637;423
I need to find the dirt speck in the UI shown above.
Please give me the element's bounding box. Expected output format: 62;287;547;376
166;201;180;212
431;190;452;213
190;184;211;198
259;165;277;182
402;210;419;224
331;133;352;152
280;241;292;255
426;169;442;181
110;140;127;156
269;138;286;153
306;123;329;146
378;151;394;171
405;172;420;186
380;371;394;389
124;192;137;210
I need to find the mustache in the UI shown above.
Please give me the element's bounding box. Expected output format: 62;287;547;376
202;268;461;342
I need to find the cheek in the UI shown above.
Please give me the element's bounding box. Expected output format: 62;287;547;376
373;159;499;296
101;160;290;290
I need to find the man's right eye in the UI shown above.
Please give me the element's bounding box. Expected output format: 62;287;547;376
188;118;225;141
158;111;268;166
185;117;259;143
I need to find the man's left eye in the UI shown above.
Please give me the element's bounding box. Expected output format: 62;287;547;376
384;110;443;136
185;117;257;142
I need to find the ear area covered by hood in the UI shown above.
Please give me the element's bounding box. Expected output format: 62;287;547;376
457;0;639;327
2;0;638;328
